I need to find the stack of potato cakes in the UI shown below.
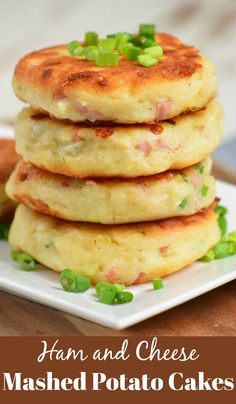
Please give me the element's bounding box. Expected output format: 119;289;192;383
6;30;223;285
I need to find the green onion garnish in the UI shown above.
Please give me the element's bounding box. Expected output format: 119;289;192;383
199;249;215;262
139;24;156;37
218;214;227;236
138;54;157;67
213;241;236;259
201;185;209;196
115;32;130;46
113;283;126;293
67;40;81;55
96;281;132;304
143;38;157;48
179;197;188;209
75;275;91;292
214;205;227;216
84;45;98;61
152;278;164;290
124;45;142;61
131;36;143;48
96;51;119;66
99;286;117;305
60;269;78;292
17;253;36;271
200;205;236;262
0;223;10;241
68;24;162;67
96;280;111;295
144;45;163;58
116;291;134;303
73;47;84;57
196;164;204;174
214;205;228;236
228;231;236;242
10;250;20;261
45;241;55;249
99;38;116;51
60;269;91;293
85;32;98;46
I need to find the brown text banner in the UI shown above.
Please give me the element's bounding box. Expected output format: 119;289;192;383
0;337;235;403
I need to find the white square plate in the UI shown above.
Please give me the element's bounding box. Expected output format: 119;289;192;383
0;180;235;330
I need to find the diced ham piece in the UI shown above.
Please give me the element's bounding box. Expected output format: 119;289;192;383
134;271;145;284
106;267;120;283
138;182;149;194
75;102;104;122
71;129;85;142
156;138;171;151
159;245;169;255
155;100;172;121
95;128;114;138
53;90;67;101
135;141;152;156
191;172;202;189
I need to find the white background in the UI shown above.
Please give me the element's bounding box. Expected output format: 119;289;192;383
0;0;236;141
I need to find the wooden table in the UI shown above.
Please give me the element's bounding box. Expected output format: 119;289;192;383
0;161;235;336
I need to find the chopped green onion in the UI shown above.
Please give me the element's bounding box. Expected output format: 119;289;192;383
116;291;134;303
116;34;131;54
96;281;125;296
201;185;209;196
73;47;84;57
17;253;36;271
138;54;157;67
228;231;236;242
0;223;10;240
60;269;77;292
96;281;111;295
99;38;116;51
84;45;98;61
214;205;227;216
99;286;117;305
131;36;143;47
114;283;126;293
124;45;142;61
67;40;81;55
96;51;119;66
10;250;20;261
144;45;163;58
60;269;91;293
213;241;236;259
75;275;91;292
152;278;164;290
196;164;204;174
115;32;130;46
45;241;55;249
118;32;134;41
199;249;215;262
182;174;189;183
179;197;188;209
139;24;156;37
218;214;227;236
85;32;98;46
143;38;157;48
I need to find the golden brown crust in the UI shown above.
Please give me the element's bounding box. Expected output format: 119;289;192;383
14;33;201;95
0;139;19;183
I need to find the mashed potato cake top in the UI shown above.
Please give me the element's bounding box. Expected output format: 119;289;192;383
13;33;217;123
